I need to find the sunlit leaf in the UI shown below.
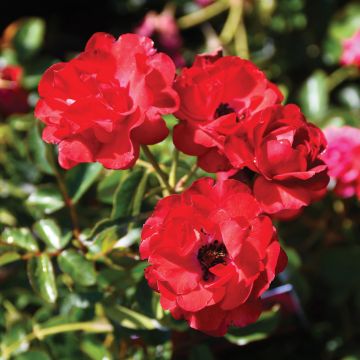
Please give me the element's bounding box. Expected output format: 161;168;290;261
58;250;97;286
66;163;103;204
27;254;58;303
2;227;39;252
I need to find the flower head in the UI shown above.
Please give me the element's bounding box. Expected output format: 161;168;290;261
35;32;179;169
173;51;283;172
140;178;287;336
322;126;360;199
225;104;329;214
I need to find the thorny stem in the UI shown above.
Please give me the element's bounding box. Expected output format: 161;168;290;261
1;320;113;359
178;0;229;29
141;145;174;195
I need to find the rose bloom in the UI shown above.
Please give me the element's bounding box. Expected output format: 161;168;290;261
322;126;360;199
225;104;329;215
0;65;29;117
135;8;185;67
140;178;287;336
35;33;179;169
173;51;283;172
340;29;360;68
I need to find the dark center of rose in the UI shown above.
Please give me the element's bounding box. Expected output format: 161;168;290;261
214;103;235;118
197;240;227;281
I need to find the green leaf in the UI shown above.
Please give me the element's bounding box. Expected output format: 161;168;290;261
299;70;328;121
13;17;46;60
2;322;31;357
226;306;280;345
27;254;58;303
80;339;113;360
66;163;103;204
17;351;51;360
97;170;125;204
88;225;124;257
111;169;144;219
105;305;163;330
0;252;21;266
189;345;214;360
26;185;64;216
2;228;39;252
58;250;97;286
33;219;69;250
28;120;54;175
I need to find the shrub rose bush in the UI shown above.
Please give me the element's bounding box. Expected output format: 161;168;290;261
1;2;360;358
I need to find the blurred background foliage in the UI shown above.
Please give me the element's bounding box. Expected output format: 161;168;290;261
0;0;359;359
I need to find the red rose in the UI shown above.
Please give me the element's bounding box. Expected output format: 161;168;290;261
0;65;29;117
140;178;287;336
173;51;283;172
225;104;329;214
35;33;179;169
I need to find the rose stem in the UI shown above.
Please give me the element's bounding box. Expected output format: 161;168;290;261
169;149;179;188
327;66;359;91
177;0;229;29
220;0;243;45
141;145;174;195
176;163;198;191
46;145;86;252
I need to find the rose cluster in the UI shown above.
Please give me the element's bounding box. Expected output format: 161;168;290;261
36;32;329;335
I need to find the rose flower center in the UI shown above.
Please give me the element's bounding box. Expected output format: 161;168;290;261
197;240;227;281
214;102;235;118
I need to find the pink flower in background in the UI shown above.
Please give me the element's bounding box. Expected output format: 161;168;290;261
135;8;185;67
195;0;214;7
340;29;360;68
322;126;360;199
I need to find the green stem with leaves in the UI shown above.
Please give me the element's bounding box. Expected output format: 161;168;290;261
46;145;86;251
1;320;113;359
140;145;174;195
